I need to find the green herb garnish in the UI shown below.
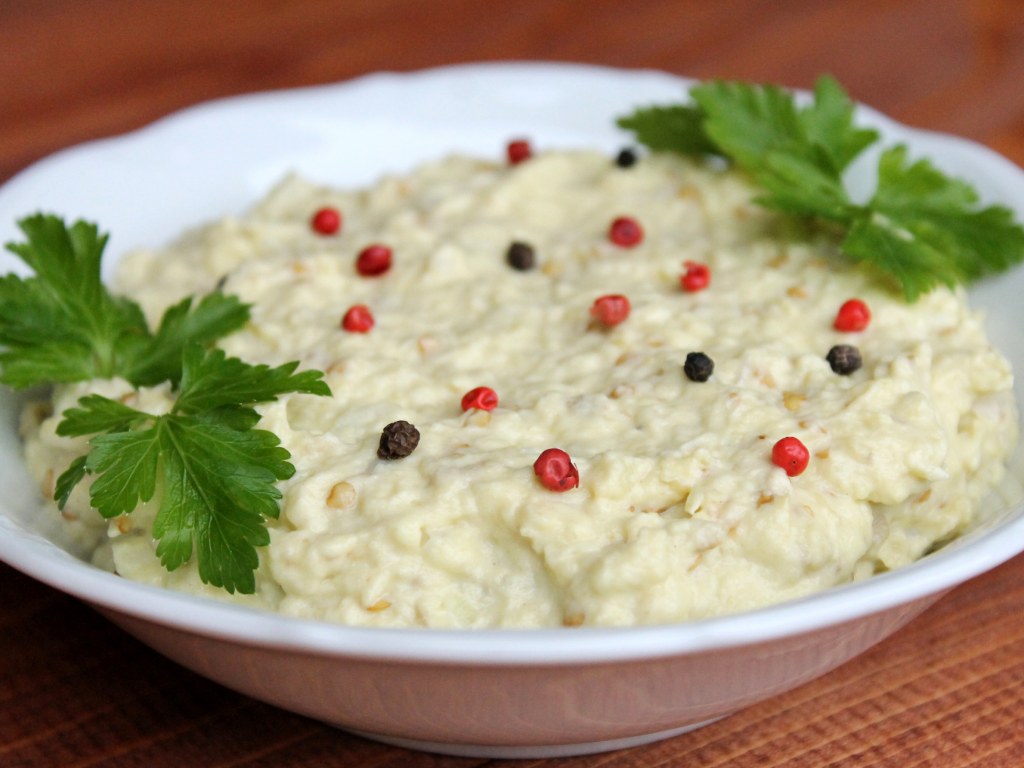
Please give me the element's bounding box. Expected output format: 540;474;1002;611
2;214;330;593
618;75;1024;300
0;214;252;388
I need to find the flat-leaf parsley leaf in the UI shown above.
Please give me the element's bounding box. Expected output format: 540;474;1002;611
55;345;330;594
617;76;1024;300
0;214;249;388
2;215;331;594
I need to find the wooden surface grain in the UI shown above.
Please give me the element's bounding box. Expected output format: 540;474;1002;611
2;1;1024;766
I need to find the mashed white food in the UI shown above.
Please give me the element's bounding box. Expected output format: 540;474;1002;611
22;149;1019;627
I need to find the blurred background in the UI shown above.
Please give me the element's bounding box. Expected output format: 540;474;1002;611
2;2;1024;767
3;0;1024;186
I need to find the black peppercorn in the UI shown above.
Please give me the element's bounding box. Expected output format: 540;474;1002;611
615;147;638;168
377;420;420;459
683;351;714;382
506;241;536;271
826;344;862;375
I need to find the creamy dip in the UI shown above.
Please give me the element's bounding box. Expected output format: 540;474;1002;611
22;149;1019;628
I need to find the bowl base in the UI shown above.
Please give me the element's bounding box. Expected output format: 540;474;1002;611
347;715;729;759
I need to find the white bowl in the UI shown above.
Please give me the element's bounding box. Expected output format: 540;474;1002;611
2;62;1023;759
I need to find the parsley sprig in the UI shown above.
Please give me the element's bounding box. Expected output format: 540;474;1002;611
56;346;329;594
0;214;253;388
618;76;1024;300
2;214;330;593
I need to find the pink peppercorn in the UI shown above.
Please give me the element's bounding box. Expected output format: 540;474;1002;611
590;294;631;327
608;216;644;247
533;448;580;491
680;261;711;292
311;207;342;235
356;244;392;277
834;298;871;332
772;436;810;477
461;386;499;412
341;304;374;333
507;139;532;165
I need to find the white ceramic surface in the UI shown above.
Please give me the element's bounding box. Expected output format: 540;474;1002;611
1;63;1023;758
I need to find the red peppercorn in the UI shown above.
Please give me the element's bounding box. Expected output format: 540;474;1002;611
608;216;644;247
772;436;810;477
507;139;532;165
461;386;499;412
590;294;631;327
341;304;374;333
355;244;392;277
533;448;580;492
311;206;342;235
680;261;711;292
834;298;871;332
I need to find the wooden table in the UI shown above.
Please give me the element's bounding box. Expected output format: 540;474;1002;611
3;1;1024;765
